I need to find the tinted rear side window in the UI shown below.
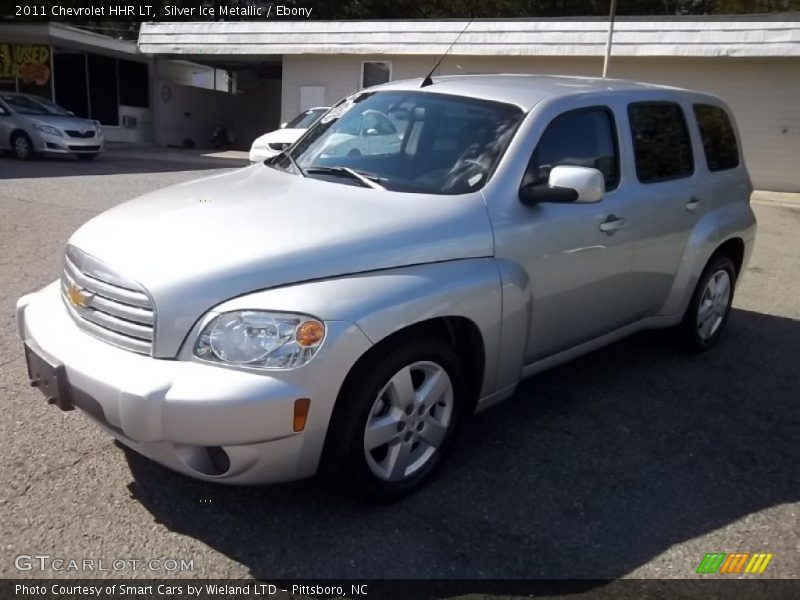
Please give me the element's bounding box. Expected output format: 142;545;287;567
628;102;694;183
525;107;619;191
694;104;740;172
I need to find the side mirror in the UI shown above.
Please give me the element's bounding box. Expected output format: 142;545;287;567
365;128;378;136
519;165;605;206
279;122;288;129
67;110;75;116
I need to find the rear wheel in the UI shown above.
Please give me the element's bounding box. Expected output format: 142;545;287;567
12;132;34;160
677;255;736;351
322;336;465;500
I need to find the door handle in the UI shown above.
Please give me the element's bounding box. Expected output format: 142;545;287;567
685;197;703;212
599;215;628;234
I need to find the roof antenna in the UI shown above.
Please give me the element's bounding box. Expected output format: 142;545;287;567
421;19;473;88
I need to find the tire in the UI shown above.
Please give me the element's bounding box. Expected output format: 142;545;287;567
677;254;736;352
12;132;34;160
322;336;466;501
76;153;99;161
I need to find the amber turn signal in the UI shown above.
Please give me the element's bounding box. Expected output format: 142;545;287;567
293;398;311;432
296;320;324;347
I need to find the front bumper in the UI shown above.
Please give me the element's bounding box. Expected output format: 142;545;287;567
17;282;372;484
34;131;105;155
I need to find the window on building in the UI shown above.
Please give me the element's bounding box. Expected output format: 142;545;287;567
361;61;391;89
119;59;149;108
628;102;694;183
53;49;89;118
87;53;119;126
524;107;619;191
693;103;739;172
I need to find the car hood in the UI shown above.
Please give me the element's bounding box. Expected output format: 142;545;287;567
29;115;98;131
252;128;305;147
68;164;495;356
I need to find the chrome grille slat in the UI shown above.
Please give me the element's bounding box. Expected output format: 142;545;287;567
73;304;153;341
63;300;152;354
62;247;155;355
64;255;151;308
62;271;154;325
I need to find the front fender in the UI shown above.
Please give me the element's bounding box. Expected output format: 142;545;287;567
659;201;756;317
205;259;504;399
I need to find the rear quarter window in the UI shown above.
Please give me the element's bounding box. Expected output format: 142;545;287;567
693;103;740;172
628;102;694;183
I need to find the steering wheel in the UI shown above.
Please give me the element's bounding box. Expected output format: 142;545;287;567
441;144;485;193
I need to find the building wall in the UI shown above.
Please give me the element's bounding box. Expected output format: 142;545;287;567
281;54;799;192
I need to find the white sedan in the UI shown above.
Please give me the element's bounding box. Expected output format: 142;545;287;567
249;107;329;162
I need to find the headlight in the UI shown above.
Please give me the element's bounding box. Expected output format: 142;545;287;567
91;120;103;135
194;311;325;369
33;123;61;136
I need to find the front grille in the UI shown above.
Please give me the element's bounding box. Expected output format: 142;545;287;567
65;130;95;138
68;145;101;151
61;246;154;355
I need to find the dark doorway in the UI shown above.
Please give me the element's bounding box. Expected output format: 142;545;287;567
53;50;89;118
87;53;119;126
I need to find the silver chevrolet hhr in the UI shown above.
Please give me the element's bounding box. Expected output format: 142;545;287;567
17;75;756;499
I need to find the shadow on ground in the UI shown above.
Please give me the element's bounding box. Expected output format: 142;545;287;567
0;151;248;179
123;308;799;584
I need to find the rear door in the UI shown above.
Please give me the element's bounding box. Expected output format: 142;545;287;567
625;100;708;316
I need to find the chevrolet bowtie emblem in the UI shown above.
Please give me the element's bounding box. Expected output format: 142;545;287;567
68;284;91;308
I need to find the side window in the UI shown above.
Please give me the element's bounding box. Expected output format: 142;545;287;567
628;102;694;183
693;103;740;172
524;108;619;191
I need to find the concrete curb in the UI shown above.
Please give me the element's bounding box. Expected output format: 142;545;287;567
751;191;800;208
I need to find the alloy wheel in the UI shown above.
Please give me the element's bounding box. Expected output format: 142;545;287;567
363;361;454;482
697;269;731;340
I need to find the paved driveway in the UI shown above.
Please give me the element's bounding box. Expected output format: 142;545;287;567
1;152;798;584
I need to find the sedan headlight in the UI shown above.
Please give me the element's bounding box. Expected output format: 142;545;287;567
33;123;61;136
194;311;325;369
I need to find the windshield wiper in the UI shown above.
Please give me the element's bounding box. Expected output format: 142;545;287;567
267;149;305;177
305;166;386;190
284;150;305;177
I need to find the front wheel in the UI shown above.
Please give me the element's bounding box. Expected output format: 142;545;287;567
677;255;736;351
12;132;35;160
322;337;466;500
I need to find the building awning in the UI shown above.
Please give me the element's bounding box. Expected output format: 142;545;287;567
138;16;800;58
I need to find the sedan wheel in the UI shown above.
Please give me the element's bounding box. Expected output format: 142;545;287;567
12;133;33;159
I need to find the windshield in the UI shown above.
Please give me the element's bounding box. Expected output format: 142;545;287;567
273;91;524;194
285;108;328;129
1;94;71;116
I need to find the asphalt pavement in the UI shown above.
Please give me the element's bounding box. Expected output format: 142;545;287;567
1;150;798;587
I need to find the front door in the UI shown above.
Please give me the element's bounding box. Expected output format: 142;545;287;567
492;105;641;363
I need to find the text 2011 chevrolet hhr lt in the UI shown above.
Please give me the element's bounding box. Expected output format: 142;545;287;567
18;75;756;499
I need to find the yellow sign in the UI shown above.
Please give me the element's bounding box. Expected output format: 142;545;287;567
0;43;51;85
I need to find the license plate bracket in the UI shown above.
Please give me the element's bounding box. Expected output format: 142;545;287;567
24;342;74;411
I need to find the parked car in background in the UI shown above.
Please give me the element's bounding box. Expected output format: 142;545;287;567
18;75;755;500
0;93;105;160
249;106;329;162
